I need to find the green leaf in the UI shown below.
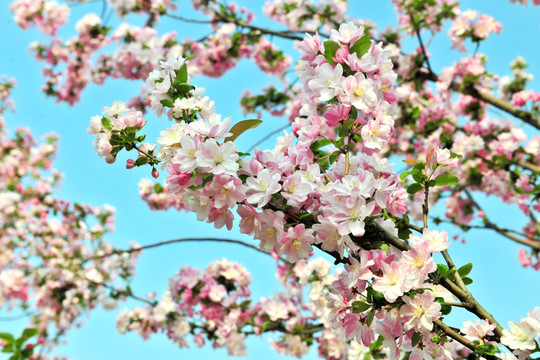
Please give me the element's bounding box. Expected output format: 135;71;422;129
400;171;412;180
412;172;427;184
349;35;371;58
101;117;113;131
176;63;188;84
436;264;448;277
225;119;263;143
160;98;175;108
407;183;423;194
462;277;473;285
135;157;148;166
173;83;194;96
366;287;384;300
369;335;383;350
0;333;13;343
434;297;445;305
458;263;473;277
349;105;358;120
292;324;304;334
329;150;341;165
411;332;422;347
323;40;340;65
434;174;459;186
441;304;452;315
366;308;376;326
351;301;371;313
445;269;456;279
21;329;37;340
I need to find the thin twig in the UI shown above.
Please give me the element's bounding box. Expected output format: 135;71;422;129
85;278;156;306
0;313;32;321
87;237;291;264
247;123;291;152
164;13;214;24
462;189;540;251
410;14;433;74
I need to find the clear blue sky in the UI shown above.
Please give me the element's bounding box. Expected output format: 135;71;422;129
0;1;539;359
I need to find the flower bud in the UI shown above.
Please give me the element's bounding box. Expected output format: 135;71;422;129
126;159;136;169
105;154;116;164
151;167;159;179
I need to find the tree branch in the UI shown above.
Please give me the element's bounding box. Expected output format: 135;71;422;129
87;237;291;264
461;189;540;251
421;71;540;130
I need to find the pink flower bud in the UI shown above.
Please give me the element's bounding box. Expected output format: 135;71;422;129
37;337;45;345
26;343;34;350
126;159;136;169
105;154;116;164
151;167;159;179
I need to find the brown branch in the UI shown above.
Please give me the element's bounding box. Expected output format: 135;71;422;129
461;189;540;251
85;278;156;306
422;71;540;130
360;222;507;344
441;249;468;291
434;320;497;360
87;238;290;264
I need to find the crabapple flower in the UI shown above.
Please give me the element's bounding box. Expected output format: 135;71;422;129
461;319;496;341
329;197;376;237
308;63;344;101
501;320;537;350
245;168;282;208
279;224;315;262
372;261;413;303
340;73;378;113
195;139;239;175
410;229;450;253
400;291;441;331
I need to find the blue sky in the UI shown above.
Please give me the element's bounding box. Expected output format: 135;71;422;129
0;1;539;359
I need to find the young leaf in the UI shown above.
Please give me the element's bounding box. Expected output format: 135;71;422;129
160;98;175;108
407;183;423;194
224;119;263;143
349;35;371;58
101;117;113;131
434;174;459;186
366;308;376;326
351;301;371;313
458;263;473;277
176;63;188;84
411;332;422;347
21;328;37;340
323;40;340;65
135;157;148;166
0;333;13;343
402;158;419;166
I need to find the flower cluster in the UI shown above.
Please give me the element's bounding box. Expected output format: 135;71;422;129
9;0;69;36
448;9;502;52
0;79;140;355
263;0;348;32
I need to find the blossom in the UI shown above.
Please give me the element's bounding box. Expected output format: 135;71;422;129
400;291;441;331
308;63;344;101
279;224;315;262
245;168;282;208
195;139;239;175
329;197;376;237
461;319;496;341
339;73;377;113
501;320;537;350
372;261;413;303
